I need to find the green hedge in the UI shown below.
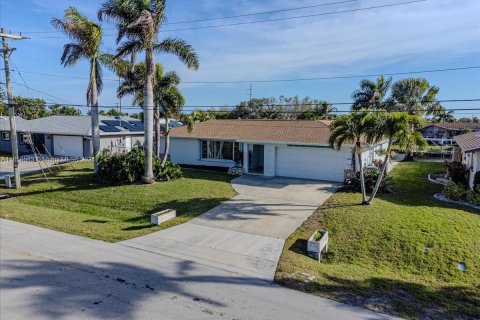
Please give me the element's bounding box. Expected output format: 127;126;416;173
345;168;393;193
443;182;480;205
97;147;182;183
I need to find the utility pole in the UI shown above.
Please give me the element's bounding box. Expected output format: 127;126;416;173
249;83;252;102
1;28;27;189
118;76;122;114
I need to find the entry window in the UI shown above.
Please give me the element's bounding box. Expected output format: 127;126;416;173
201;140;238;160
1;132;10;141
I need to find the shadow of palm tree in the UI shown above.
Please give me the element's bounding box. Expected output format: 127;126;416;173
0;258;271;319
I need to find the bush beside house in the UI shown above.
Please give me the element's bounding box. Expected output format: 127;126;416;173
442;161;480;206
97;147;182;183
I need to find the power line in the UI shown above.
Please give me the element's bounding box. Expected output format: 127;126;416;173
4;99;480;109
162;0;427;33
27;0;427;39
10;57;29;90
11;81;76;105
166;0;363;25
20;0;364;34
17;65;480;84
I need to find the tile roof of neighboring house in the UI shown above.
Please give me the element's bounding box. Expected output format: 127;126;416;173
453;131;480;152
170;119;337;145
1;116;144;136
423;122;480;131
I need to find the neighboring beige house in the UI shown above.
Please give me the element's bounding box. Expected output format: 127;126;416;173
453;131;480;189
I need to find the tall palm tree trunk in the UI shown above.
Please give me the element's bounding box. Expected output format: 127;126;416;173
356;142;368;204
155;109;161;157
90;59;101;175
161;114;170;167
368;141;392;204
142;47;155;183
403;123;416;161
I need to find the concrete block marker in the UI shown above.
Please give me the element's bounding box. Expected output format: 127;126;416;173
307;230;329;261
151;209;176;225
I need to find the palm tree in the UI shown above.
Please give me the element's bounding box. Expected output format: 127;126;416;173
52;7;103;173
435;109;456;123
117;61;184;164
98;0;142;74
329;111;370;204
351;76;392;111
365;112;425;203
99;0;199;183
158;82;185;167
387;78;440;160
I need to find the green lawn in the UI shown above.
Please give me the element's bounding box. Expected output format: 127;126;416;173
275;162;480;319
0;162;236;242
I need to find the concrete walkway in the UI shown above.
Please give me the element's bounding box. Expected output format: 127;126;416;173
1;219;398;320
121;175;340;280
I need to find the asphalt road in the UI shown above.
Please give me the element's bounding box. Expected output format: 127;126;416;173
0;219;398;320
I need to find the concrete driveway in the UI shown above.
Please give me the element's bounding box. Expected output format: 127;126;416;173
121;175;339;280
1;219;397;320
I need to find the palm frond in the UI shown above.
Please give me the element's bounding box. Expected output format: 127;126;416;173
116;39;143;58
154;37;199;70
60;43;85;67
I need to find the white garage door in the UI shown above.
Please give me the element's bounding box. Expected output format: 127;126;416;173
275;146;347;182
53;135;84;157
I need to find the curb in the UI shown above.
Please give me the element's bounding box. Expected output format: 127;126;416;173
433;193;480;211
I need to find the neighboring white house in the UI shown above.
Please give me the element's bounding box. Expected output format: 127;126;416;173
421;122;480;146
453;131;480;189
168;119;387;182
0;116;145;157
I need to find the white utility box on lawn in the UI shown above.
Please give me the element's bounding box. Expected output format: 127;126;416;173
150;209;176;225
307;230;329;261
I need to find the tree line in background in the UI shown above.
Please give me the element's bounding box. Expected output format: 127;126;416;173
206;96;338;120
0;91;81;119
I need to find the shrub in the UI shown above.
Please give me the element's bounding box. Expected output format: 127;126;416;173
442;183;469;201
97;147;182;183
466;190;480;206
446;161;468;186
345;168;392;193
473;172;480;193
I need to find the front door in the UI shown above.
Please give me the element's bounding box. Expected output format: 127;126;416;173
33;134;46;154
248;144;264;174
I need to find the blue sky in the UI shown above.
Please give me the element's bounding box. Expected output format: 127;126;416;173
1;0;480;116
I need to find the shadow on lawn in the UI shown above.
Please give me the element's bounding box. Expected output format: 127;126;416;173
3;167;234;202
0;258;270;319
276;272;479;320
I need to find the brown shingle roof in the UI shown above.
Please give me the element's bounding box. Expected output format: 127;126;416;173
454;131;480;152
424;122;480;131
170;119;336;145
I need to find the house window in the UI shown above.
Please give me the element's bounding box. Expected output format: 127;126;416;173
1;132;10;141
19;133;28;145
201;140;239;160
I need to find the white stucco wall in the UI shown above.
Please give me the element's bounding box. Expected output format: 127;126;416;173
170;137;236;167
263;144;276;176
462;151;480;189
169;137;387;182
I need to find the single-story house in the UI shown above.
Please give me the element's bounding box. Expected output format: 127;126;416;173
0;115;145;157
421;122;480;145
168;119;387;182
453;131;480;189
